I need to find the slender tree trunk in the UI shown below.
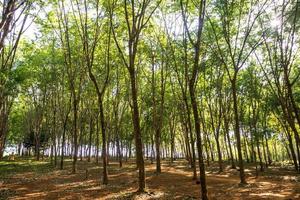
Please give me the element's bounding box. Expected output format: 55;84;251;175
257;140;264;171
184;100;197;179
50;145;54;164
204;134;210;166
151;135;154;164
129;69;145;192
190;86;208;199
231;76;246;184
265;134;272;165
88;117;93;162
215;135;223;172
170;119;175;163
99;99;108;184
284;123;298;171
182;119;192;166
155;128;161;173
35;134;40;161
72;97;78;174
54;137;58;166
262;136;268;169
96;114;99;164
60;119;67;170
207;134;214;162
116;133;122;168
243;132;249;163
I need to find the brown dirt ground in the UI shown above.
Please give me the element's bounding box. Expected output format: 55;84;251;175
1;158;300;200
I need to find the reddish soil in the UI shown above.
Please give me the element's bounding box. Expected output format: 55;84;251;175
1;159;300;199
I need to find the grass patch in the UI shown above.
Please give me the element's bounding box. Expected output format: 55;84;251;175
0;157;53;179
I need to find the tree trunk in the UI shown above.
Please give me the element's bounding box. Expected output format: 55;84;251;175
99;99;108;184
88;117;93;162
60;118;67;170
129;69;145;192
231;76;246;184
116;133;122;168
96;114;99;164
216;135;223;172
189;85;208;199
72;97;78;174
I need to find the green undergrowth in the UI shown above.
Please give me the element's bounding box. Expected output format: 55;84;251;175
0;157;53;179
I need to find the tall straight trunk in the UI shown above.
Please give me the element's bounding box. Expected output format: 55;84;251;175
265;134;272;165
243;132;249;163
53;97;57;166
80;128;83;161
204;134;210;166
155;128;161;173
54;138;58;166
274;140;278;162
154;58;166;173
120;141;123;166
50;145;54;164
223;132;230;161
186;106;197;180
60;118;67;170
262;136;268;169
179;139;186;159
146;143;149;159
99;99;108;184
96;114;99;164
0;120;8;160
190;87;208;199
18;143;21;156
106;130;110;166
200;113;210;166
177;72;196;177
110;0;161;191
231;76;246;184
88;67;109;183
72;97;78;174
116;133;122;167
151;135;154;164
170;119;175;163
215;135;223;172
88;117;93;162
282;118;299;171
152;63;161;173
256;138;263;172
207;134;214;161
128;140;132;159
185;1;208;193
250;132;255;163
125;144;128;162
181;118;192;165
179;24;197;177
209;103;223;172
35;135;40;161
129;69;145;192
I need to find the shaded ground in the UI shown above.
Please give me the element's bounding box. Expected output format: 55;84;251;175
0;157;299;200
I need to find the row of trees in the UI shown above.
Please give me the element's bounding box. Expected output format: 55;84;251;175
1;0;300;199
0;0;32;159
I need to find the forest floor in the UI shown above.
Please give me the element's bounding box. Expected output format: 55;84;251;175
0;157;299;200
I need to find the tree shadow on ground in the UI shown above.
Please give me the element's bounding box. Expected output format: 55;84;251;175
1;158;299;200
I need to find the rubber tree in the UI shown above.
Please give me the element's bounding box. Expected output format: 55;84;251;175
109;0;161;192
180;0;208;199
208;0;268;184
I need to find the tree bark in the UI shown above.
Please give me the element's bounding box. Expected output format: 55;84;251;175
231;76;246;184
